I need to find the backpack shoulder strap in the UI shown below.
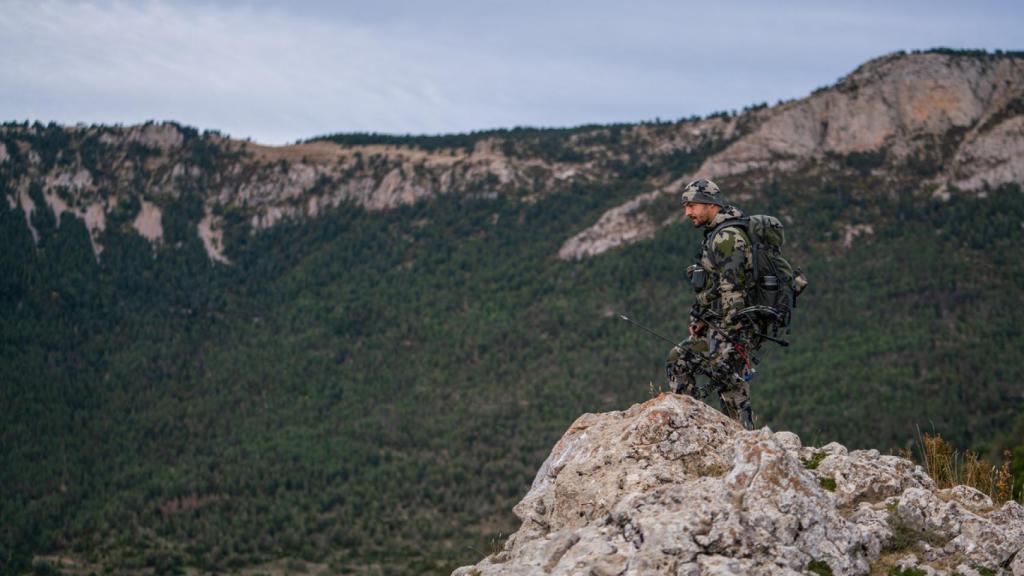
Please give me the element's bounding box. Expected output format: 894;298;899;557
704;217;750;252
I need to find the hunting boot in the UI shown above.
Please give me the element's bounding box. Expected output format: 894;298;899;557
721;397;738;421
672;373;698;396
739;401;755;430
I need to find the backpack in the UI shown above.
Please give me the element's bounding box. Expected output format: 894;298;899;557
706;215;808;331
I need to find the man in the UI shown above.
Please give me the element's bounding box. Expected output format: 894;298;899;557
666;178;761;430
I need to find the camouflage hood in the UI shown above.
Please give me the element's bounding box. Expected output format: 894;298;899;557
704;205;744;230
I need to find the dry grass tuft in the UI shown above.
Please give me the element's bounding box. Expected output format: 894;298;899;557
916;433;1019;504
995;451;1013;504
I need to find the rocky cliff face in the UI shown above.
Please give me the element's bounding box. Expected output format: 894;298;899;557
0;123;603;261
2;51;1022;263
454;395;1024;576
559;52;1024;259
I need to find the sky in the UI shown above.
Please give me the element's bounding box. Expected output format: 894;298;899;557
2;0;1022;145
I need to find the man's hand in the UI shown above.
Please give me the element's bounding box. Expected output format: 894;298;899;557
688;321;707;339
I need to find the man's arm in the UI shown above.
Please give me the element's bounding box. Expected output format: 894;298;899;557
706;227;753;330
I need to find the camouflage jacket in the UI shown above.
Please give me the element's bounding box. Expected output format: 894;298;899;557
692;205;754;330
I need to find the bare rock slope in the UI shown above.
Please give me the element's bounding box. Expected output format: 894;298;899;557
559;52;1024;259
454;394;1024;576
4;51;1023;264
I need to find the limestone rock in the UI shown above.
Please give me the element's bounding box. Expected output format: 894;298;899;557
1012;546;1024;576
557;187;667;260
810;447;935;507
510;395;738;539
454;394;1024;576
941;485;995;513
560;53;1024;260
948;115;1024;192
4;53;1023;267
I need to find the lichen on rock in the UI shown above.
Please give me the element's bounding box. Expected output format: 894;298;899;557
453;394;1024;576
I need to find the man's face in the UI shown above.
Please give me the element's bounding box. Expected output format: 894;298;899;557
683;202;719;227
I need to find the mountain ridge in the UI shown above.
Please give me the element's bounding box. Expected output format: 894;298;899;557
560;51;1024;259
5;51;1022;265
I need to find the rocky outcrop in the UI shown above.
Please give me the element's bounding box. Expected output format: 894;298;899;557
100;122;185;151
557;187;668;260
948;115;1024;192
558;52;1024;260
703;53;1022;175
454;394;1024;576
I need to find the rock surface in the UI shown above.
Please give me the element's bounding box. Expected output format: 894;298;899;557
453;394;1024;576
559;52;1024;259
4;52;1024;263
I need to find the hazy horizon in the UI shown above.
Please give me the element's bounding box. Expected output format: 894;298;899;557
3;0;1022;145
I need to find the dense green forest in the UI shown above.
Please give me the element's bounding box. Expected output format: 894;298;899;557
1;118;1023;576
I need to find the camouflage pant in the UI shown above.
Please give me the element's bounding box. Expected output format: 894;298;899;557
666;332;757;424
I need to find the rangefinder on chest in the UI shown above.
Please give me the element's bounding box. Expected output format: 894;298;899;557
689;266;707;291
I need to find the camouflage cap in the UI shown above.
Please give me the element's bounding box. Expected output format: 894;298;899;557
680;178;724;206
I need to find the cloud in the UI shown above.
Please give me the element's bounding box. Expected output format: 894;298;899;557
1;0;1022;144
1;0;455;143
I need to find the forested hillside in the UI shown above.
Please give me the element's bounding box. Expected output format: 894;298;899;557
2;50;1023;575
